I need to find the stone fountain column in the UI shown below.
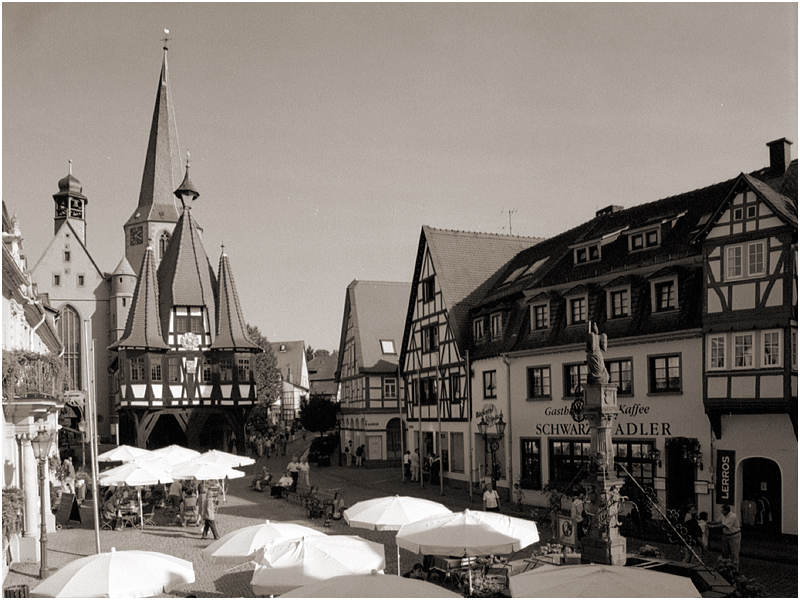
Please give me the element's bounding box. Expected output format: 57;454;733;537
580;382;627;566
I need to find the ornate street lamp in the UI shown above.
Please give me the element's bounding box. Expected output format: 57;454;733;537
647;447;662;468
30;427;55;579
478;413;506;491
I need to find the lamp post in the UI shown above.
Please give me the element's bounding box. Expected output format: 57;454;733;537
477;412;506;491
30;428;55;580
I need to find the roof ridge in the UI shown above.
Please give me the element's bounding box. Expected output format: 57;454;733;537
423;224;545;242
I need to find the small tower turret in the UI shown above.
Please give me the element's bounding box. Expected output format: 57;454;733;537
53;161;88;244
109;255;137;343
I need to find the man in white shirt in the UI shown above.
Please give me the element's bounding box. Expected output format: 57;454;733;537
570;489;585;543
710;504;742;569
287;459;300;492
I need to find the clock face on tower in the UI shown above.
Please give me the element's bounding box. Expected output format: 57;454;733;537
130;226;143;246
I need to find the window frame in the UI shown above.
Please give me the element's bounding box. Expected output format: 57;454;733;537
761;329;782;368
733;332;755;370
237;357;251;381
648;353;682;394
563;363;588;398
168;357;180;383
519;438;542;491
606;358;633;395
384;377;397;399
53;273;61;286
707;334;727;371
380;340;396;354
531;303;549;331
526;365;551;400
483;370;497;399
574;243;601;265
421;277;436;304
151;361;162;382
567;295;588;326
607;287;630;319
627;227;660;252
130;357;145;382
449;373;461;402
651;277;678;313
725;240;767;280
473;318;485;342
422;324;439;354
219;358;233;382
490;313;503;338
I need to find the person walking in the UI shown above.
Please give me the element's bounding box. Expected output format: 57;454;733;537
199;484;219;540
709;504;742;569
287;458;300;492
345;440;353;467
403;450;412;481
682;504;703;563
62;457;76;494
298;459;310;487
570;488;585;543
410;450;420;482
482;483;500;512
355;444;364;467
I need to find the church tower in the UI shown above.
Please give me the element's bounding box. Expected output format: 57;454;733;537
124;42;182;275
53;163;88;245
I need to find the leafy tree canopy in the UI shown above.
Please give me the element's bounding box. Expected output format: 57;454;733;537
246;324;282;435
298;395;339;434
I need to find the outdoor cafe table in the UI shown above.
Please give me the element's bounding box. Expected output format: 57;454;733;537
118;502;140;529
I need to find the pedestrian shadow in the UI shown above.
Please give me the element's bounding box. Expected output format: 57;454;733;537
213;569;256;598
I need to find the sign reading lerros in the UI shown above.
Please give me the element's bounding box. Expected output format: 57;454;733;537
715;449;735;504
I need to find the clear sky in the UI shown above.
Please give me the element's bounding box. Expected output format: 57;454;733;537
3;3;797;352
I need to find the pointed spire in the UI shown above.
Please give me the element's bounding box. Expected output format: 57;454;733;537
110;242;169;350
174;151;199;207
212;249;260;351
157;205;217;341
126;44;182;228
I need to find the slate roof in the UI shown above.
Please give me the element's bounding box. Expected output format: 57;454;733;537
111;255;136;277
157;205;217;340
400;227;543;369
111;244;169;350
308;352;339;396
126;49;181;228
469;154;797;360
211;251;260;351
271;341;307;388
337;280;410;377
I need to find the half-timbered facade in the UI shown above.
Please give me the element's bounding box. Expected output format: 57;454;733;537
694;138;797;534
400;227;541;486
336;280;409;463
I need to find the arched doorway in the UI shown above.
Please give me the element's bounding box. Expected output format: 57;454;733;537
386;418;401;459
147;413;188;450
740;457;781;532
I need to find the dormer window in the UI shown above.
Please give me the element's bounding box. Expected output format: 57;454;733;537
574;244;600;265
380;340;396;354
609;289;629;318
569;297;587;325
490;313;503;338
531;303;549;331
628;227;660;252
279;345;287;352
653;279;677;312
473;318;485;342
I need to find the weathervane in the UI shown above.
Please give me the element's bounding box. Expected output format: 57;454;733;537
162;28;171;50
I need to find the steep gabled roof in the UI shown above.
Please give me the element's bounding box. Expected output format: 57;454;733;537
271;341;307;388
211;250;260;351
399;227;543;369
31;219;105;279
156;206;217;338
126;48;181;228
337;280;410;377
110;244;169;350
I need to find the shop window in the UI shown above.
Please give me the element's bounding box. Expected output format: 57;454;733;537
449;432;465;474
550;439;591;485
613;441;655;488
520;438;542;490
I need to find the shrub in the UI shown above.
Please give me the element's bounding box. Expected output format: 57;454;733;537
2;487;24;542
308;433;339;461
716;558;766;598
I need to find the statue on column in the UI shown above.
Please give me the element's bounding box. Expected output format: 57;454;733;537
586;321;609;384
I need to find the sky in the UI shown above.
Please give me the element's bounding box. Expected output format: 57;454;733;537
3;3;797;352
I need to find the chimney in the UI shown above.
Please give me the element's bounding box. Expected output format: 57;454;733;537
595;205;624;218
766;138;793;175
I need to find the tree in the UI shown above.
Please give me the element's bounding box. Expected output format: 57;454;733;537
246;324;282;435
305;345;315;363
298;395;340;434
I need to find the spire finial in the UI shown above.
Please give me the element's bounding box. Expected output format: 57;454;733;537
186;150;190;170
162;28;171;51
68;159;72;175
221;242;226;255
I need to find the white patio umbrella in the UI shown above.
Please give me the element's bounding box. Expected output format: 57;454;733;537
250;535;385;596
280;570;462;598
197;449;255;468
29;548;194;597
168;459;245;481
201;520;325;564
396;509;539;556
508;563;702;598
98;462;173;530
344;495;452;573
97;444;151;463
150;444;201;466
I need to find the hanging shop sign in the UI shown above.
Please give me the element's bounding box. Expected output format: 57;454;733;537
715;449;735;504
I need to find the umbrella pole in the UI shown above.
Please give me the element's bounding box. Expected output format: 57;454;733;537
397;545;400;577
139;488;144;531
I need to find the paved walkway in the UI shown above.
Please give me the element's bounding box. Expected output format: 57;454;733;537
4;437;796;597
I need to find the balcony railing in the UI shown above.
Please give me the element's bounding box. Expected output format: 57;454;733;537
2;350;68;402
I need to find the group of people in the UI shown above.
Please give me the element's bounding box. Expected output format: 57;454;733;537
343;440;366;467
402;450;442;484
683;502;742;569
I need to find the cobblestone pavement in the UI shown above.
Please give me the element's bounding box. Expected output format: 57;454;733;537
4;438;797;597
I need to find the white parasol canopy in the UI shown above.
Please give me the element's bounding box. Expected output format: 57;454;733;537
201;520;325;564
150;444;201;466
98;462;173;530
168;459;245;481
396;509;539;556
196;449;255;468
97;444;151;463
250;535;385;596
344;495;452;531
29;548;194;598
508;563;702;598
280;570;462;598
